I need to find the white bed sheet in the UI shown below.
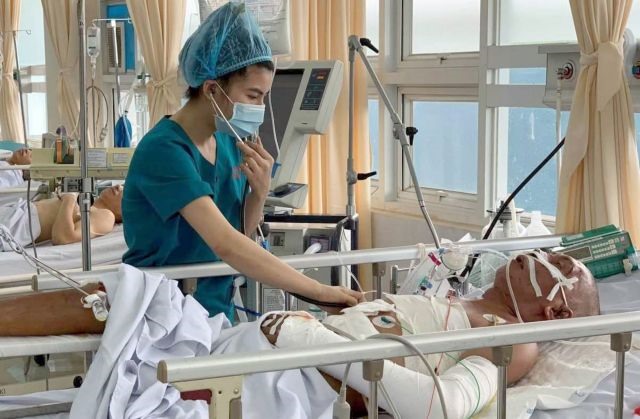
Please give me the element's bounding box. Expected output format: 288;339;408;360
531;270;640;419
0;225;127;277
0;181;43;207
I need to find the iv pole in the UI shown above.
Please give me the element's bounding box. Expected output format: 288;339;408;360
78;0;92;271
91;18;131;145
347;35;441;248
10;30;30;145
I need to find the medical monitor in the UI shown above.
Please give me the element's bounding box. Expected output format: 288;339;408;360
259;60;344;208
260;69;302;161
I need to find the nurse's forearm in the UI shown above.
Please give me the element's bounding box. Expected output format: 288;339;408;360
244;191;265;237
182;197;323;299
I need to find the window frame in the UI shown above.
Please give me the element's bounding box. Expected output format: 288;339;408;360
369;0;593;228
400;89;480;200
401;0;482;66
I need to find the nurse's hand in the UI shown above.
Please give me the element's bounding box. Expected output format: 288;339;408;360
314;284;364;314
237;137;274;199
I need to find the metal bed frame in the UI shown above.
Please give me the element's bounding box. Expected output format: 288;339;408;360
157;312;639;419
4;234;637;419
0;235;564;292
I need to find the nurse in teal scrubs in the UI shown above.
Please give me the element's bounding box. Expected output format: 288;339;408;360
122;3;362;318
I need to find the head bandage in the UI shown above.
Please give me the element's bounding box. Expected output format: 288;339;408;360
505;251;580;323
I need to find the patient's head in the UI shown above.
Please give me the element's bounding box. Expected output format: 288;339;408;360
94;185;123;223
493;251;599;322
8;148;31;165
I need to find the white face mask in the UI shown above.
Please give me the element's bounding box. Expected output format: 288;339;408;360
207;82;265;142
505;251;579;323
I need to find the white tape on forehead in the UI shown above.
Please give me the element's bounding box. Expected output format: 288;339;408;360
547;276;579;301
524;255;543;298
505;258;525;323
532;253;579;301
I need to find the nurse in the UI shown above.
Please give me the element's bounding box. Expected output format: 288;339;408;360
122;3;362;318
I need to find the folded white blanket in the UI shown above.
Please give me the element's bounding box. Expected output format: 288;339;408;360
475;336;640;419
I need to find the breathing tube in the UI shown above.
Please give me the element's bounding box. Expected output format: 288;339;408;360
461;137;566;279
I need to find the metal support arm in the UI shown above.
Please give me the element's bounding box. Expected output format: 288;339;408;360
362;359;384;419
347;35;441;248
492;345;513;419
611;332;632;419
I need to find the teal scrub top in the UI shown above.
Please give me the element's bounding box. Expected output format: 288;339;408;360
122;117;246;319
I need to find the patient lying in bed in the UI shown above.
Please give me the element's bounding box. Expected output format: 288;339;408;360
0;185;122;250
0;251;599;418
260;251;599;417
0;148;31;188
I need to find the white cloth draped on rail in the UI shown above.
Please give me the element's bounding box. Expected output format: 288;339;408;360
70;264;336;419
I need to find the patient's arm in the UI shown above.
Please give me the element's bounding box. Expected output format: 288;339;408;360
262;313;497;419
0;284;106;336
461;342;538;383
51;194;115;245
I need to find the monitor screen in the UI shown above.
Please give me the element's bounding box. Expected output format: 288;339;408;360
259;69;304;161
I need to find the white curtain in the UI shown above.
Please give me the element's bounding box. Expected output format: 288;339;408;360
126;0;187;126
41;0;80;140
556;0;640;244
0;0;25;141
290;0;373;286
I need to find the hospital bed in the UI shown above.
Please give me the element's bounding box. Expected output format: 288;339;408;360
1;238;640;418
153;271;640;419
0;225;126;288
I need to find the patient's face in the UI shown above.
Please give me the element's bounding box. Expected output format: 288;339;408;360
493;251;596;321
98;185;123;223
10;148;31;165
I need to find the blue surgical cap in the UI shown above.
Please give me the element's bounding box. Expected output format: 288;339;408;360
179;2;273;88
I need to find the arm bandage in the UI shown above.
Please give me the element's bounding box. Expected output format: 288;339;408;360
275;315;497;419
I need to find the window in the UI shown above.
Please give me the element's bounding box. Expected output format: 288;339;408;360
499;0;576;45
498;68;547;85
365;0;379;54
17;0;47;140
182;0;202;45
500;1;640;45
368;98;379;180
17;0;45;67
410;0;480;55
503;108;569;216
369;0;640;230
408;100;478;194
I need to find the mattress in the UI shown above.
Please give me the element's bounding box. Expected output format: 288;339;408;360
0;225;126;277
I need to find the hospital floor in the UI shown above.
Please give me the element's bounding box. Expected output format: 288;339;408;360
0;353;85;396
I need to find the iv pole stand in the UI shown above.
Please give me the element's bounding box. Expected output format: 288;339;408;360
347;35;441;248
9;30;30;145
78;0;92;271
